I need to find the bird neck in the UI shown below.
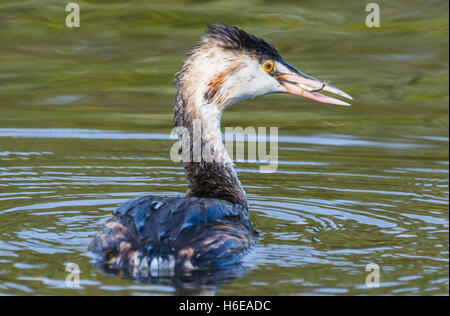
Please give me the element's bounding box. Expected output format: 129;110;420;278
174;89;248;210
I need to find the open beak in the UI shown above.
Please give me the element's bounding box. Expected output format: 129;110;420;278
276;70;352;106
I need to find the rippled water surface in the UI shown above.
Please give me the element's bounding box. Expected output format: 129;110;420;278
0;0;448;295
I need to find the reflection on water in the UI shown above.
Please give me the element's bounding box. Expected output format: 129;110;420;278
95;260;250;296
0;0;448;295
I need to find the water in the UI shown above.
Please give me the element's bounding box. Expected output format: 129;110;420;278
0;0;448;295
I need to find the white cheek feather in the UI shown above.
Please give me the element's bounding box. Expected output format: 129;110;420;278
225;59;286;105
189;49;287;108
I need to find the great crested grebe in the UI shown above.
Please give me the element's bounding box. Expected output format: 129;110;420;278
90;24;352;276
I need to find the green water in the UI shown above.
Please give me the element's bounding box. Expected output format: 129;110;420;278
0;0;448;295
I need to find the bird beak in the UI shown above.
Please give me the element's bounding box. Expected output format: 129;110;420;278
276;70;353;106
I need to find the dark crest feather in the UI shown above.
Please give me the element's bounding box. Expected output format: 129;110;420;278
204;24;281;60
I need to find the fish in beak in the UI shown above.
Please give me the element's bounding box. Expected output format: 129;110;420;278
275;62;353;106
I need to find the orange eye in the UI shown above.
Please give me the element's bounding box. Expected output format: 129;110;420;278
263;60;274;72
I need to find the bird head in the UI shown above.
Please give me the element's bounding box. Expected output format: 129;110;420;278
176;24;352;114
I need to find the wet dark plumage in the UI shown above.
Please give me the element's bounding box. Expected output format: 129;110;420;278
91;196;256;274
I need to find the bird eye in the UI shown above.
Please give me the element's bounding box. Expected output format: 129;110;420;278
263;60;274;72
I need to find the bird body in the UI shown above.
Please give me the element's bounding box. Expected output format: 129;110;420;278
91;195;256;276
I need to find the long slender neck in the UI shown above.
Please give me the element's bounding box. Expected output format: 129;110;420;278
174;90;248;210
